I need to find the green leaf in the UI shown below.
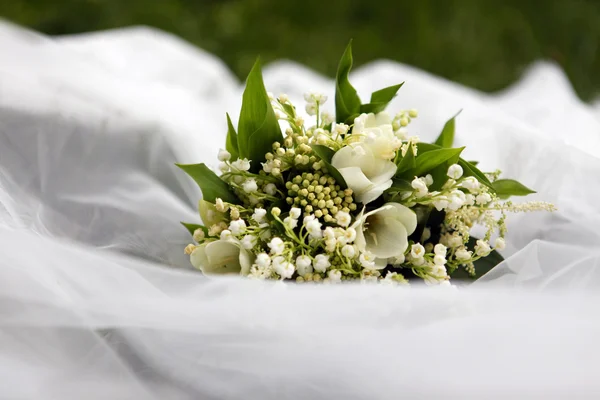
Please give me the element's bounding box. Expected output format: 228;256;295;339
181;222;207;236
310;144;347;188
458;160;495;192
492;179;536;199
434;110;461;148
390;177;413;191
418;142;494;191
383;178;413;202
468;161;479;166
395;148;416;176
237;58;283;171
414;147;464;177
176;163;239;204
360;83;404;114
335;41;361;123
450;237;504;281
416;142;440;153
225;113;239;160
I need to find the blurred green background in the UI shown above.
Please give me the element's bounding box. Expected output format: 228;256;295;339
3;0;599;100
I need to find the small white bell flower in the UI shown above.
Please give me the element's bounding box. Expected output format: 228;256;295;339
455;247;472;261
447;164;463;179
268;237;285;255
313;254;331;272
289;207;302;219
475;239;491;256
476;193;492;205
264;183;277;196
410;243;425;259
335;211;352;227
241;235;257;250
217;149;231;162
494;237;506;250
255;253;271;268
283;216;298;229
411;177;428;197
275;261;295;279
328;269;342;283
461;177;480;192
252;208;267;223
296;255;313;276
434;243;447;256
242;179;258;193
229;219;246;235
433;254;446;266
341;244;356;258
231;158;251;171
220;230;233;241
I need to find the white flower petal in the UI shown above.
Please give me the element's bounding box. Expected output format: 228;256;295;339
352;203;417;259
384;202;418;236
191;240;248;275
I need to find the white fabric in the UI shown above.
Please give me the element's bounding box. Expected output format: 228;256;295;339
1;20;600;399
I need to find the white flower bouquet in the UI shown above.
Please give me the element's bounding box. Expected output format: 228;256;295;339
179;42;555;285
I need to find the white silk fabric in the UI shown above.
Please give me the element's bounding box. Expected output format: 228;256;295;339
1;20;600;399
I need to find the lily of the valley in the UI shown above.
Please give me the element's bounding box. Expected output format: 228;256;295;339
331;144;397;204
190;239;253;275
352;202;417;260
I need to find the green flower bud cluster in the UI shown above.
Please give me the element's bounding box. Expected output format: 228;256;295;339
285;171;356;222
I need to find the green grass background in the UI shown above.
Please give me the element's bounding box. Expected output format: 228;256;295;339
3;0;599;100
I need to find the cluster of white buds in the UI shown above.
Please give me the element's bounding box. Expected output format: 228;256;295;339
304;91;328;116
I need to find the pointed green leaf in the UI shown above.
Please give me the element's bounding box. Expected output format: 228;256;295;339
360;83;404;114
310;144;347;188
458;160;495;192
492;179;536;199
237;58;283;171
389;178;413;192
417;143;494;191
225;113;239;160
335;41;361;123
181;222;207;236
434;110;461;148
176;163;239;204
395;148;416;176
468;161;479;166
414;147;465;177
416;142;441;153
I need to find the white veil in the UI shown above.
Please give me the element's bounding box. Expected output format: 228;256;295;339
1;20;600;399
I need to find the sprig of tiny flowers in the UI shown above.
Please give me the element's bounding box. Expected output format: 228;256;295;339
183;90;555;286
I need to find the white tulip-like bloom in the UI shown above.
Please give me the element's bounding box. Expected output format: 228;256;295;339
352;202;417;260
190;239;253;276
352;112;401;160
331;144;397;204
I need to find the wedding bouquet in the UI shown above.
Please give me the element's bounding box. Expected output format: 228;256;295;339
178;42;555;285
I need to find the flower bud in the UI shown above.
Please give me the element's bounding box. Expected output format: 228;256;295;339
184;244;196;255
217;149;231;162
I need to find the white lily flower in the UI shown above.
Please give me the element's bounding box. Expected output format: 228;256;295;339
352;112;400;160
331;144;396;204
352;202;417;259
190;239;253;276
